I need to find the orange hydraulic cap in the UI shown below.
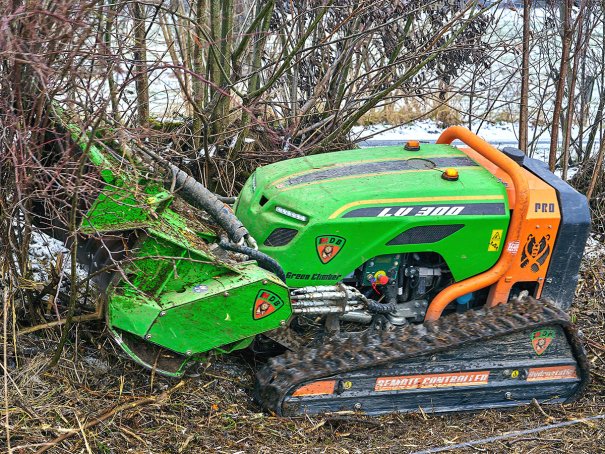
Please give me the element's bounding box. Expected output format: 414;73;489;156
404;140;420;151
441;168;459;181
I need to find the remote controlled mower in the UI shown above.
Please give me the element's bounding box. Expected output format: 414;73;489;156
35;119;590;416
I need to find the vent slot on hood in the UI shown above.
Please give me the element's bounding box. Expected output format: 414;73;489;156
387;224;464;246
264;228;298;247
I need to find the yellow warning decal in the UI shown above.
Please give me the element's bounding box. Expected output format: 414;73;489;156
488;229;503;251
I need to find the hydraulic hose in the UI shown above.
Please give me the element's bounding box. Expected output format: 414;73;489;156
366;298;397;313
219;240;287;283
362;289;396;313
137;145;252;246
215;196;237;204
171;166;249;244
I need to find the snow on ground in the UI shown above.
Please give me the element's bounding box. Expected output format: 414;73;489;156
29;230;89;287
351;119;584;146
353;119;589;179
583;235;605;261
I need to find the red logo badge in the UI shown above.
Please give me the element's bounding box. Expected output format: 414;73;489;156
253;290;284;320
532;329;554;355
315;235;346;264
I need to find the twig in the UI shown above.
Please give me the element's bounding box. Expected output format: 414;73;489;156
179;433;195;452
591;370;605;381
3;289;10;453
203;372;251;391
48;115;105;369
150;349;161;394
508;437;562;445
532;397;554;420
588;344;605;367
75;413;93;454
324;417;382;427
117;424;146;444
42;372;144;400
410;413;605;454
33;380;185;454
18;310;104;335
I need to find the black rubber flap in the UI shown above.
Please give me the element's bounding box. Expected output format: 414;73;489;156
523;157;591;311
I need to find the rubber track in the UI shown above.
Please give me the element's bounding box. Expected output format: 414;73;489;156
254;298;590;415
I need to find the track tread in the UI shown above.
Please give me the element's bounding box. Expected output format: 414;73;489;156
254;298;590;415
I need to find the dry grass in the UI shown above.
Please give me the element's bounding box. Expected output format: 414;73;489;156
358;97;465;129
2;253;605;453
359;98;428;126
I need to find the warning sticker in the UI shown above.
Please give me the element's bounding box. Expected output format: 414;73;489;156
292;380;336;397
527;366;577;381
375;371;490;391
507;241;520;254
488;229;503;251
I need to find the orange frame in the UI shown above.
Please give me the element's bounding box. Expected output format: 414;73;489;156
425;127;559;321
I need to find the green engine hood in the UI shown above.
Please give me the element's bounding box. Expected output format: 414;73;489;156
235;143;510;286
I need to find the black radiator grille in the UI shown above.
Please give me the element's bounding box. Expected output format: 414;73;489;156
386;224;464;246
264;228;298;247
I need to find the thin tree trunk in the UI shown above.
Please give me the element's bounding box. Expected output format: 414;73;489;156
578;11;589;162
159;14;190;114
104;0;120;123
231;0;273;160
48;120;101;368
584;85;604;164
133;2;149;127
469;74;475;131
586;135;605;201
209;0;221;95
549;0;572;172
213;0;234;137
562;10;583;180
519;0;532;152
3;290;9;452
192;0;206;149
291;5;301;125
170;10;191;105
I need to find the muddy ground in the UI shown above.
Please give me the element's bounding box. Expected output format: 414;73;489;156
2;249;605;454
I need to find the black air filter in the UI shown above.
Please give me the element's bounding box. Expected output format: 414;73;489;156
264;228;298;247
387;224;464;246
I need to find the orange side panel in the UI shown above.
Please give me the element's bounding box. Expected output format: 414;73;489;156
459;147;561;303
292;380;335;397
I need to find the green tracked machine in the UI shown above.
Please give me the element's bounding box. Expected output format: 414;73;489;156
36;121;591;416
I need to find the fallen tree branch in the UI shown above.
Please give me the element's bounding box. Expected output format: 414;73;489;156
18;296;104;335
18;312;103;335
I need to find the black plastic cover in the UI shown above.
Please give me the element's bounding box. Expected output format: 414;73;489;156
502;147;526;165
387;224;464;246
523;157;591;311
